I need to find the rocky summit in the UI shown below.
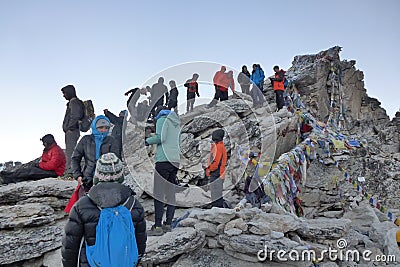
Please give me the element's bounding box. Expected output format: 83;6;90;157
0;47;399;267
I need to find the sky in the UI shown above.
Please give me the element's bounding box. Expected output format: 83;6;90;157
0;0;399;163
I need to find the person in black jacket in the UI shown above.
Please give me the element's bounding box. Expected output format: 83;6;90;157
61;85;84;177
71;115;119;191
61;152;147;267
237;65;251;95
167;80;179;114
184;73;200;113
103;109;127;159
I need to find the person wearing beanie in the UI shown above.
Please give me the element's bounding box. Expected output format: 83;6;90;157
0;134;66;184
205;129;228;208
62;153;147;266
103;109;128;159
71;115;119;191
61;84;85;177
145;105;180;236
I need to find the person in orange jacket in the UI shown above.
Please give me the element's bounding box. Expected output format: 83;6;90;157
270;65;286;111
208;67;235;107
205;129;227;208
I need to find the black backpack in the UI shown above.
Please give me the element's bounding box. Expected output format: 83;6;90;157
79;99;95;132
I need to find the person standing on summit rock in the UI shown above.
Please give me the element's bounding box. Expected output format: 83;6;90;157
61;85;84;178
270;65;286;111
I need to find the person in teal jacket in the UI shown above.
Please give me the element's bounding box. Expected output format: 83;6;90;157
145;106;180;236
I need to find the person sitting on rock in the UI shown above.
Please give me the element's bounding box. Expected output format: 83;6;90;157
243;152;271;208
71;115;119;192
61;152;147;266
0;134;66;184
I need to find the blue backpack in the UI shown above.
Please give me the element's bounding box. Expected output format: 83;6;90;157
85;198;139;267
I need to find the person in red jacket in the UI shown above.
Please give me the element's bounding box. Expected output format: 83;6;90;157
0;134;66;184
205;129;227;208
270;65;286;111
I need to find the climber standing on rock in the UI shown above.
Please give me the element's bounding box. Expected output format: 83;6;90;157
184;73;200;113
205;129;228;208
145;106;181;236
208;66;234;107
270;65;286;111
250;64;265;108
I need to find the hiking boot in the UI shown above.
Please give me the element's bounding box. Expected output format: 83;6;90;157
148;225;164;236
162;222;172;232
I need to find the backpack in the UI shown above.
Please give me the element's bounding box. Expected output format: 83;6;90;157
85;198;139;267
79;100;95;132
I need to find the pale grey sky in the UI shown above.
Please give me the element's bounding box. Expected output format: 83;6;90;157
0;0;399;163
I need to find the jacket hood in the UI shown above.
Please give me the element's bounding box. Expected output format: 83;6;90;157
88;183;133;208
61;85;77;100
91;115;111;135
165;111;180;127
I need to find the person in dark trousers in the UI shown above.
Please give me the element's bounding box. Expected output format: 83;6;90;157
149;77;169;118
145;106;180;236
61;152;147;267
208;66;227;107
0;134;66;184
61;84;84;177
184;73;200;113
71;115;119;191
205;129;227;208
237;65;251;95
250;64;265;108
167;80;179;114
270;65;286;111
103;109;128;159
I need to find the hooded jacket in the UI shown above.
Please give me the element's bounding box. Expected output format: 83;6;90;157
250;66;265;88
272;69;286;91
71;116;119;188
61;183;147;267
62;85;84;133
39;142;66;176
146;110;180;163
206;129;227;178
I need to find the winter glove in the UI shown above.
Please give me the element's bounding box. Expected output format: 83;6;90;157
145;141;149;146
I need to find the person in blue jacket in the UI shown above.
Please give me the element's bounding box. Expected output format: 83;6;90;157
250;64;265;108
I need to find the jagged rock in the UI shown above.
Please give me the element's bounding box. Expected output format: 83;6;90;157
0;203;55;229
383;228;400;264
248;213;302;235
218;234;301;263
297;218;351;240
0;178;76;204
142;227;206;265
189;207;236;224
224;218;248;232
17;196;68;211
206;237;221;249
178;217;198;227
42;248;62;267
225;228;243;236
342;203;380;233
194;221;218;237
0;220;65;265
369;221;398;250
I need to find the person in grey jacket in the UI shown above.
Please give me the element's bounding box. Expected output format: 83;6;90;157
61;85;84;177
71;115;119;190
